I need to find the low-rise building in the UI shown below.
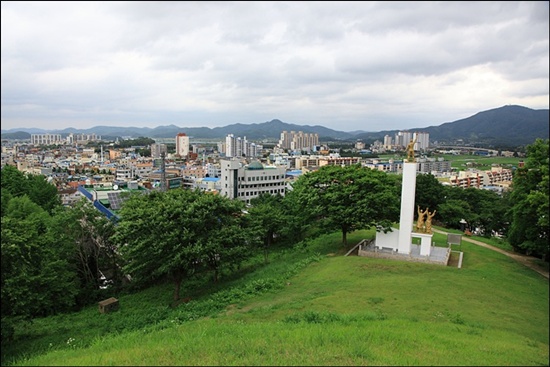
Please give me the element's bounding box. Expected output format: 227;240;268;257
220;158;287;204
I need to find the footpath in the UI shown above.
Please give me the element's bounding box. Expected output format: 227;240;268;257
432;229;549;280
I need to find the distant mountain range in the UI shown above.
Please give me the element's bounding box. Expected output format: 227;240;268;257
2;105;548;148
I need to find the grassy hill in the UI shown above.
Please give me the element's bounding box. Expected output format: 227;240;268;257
2;228;548;366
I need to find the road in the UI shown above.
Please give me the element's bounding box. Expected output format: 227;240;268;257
432;229;549;280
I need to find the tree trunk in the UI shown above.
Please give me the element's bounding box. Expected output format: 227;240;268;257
173;273;183;302
342;225;348;247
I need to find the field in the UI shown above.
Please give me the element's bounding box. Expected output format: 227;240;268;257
377;153;522;171
2;228;548;366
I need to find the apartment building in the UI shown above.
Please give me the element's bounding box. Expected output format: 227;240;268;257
225;134;262;158
31;133;63;146
175;133;190;158
278;130;319;151
151;143;167;159
479;166;513;186
448;171;483;188
294;154;361;169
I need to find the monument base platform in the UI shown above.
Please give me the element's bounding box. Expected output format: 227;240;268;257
358;240;451;266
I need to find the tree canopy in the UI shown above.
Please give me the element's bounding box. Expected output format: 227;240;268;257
506;138;549;260
288;164;400;246
112;189;250;302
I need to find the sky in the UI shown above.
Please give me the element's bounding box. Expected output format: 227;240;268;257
1;1;549;133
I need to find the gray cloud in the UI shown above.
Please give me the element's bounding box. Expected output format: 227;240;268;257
1;1;548;132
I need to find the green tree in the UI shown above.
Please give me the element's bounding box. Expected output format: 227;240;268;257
507;139;549;260
26;173;61;214
112;189;249;302
414;173;446;219
248;193;287;263
189;192;250;282
1;197;78;341
1;165;29;198
49;199;119;305
288;164;400;246
436;198;472;230
1;165;61;214
460;187;509;236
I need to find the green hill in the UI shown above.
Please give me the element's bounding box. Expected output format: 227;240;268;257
2;229;549;366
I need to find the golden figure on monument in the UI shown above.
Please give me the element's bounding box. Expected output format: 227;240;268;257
405;135;418;162
425;209;437;234
416;205;428;233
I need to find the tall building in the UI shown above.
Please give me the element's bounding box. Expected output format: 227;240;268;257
383;135;393;149
151;143;167;159
31;134;63;146
278;131;319;151
225;134;262;158
395;131;413;148
175;133;189;158
413;131;430;150
225;134;240;157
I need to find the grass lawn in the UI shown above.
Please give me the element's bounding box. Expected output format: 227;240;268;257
3;229;548;366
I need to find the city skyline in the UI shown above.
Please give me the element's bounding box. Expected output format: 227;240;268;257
2;1;548;132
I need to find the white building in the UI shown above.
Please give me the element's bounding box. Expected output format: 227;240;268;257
225;134;262;158
31;134;63;146
175;133;190;158
413;131;430;150
220;158;287;203
278;130;319;151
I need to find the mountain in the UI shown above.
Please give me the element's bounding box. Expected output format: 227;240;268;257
1;105;548;147
415;105;549;147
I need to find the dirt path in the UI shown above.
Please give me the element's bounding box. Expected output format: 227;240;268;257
433;229;549;280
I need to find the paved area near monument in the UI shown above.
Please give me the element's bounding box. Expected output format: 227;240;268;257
358;241;451;266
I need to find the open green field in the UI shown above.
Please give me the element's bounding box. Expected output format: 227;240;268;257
2;229;548;366
377;154;521;171
435;154;521;171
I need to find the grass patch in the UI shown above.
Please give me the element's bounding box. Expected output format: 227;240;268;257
2;228;548;366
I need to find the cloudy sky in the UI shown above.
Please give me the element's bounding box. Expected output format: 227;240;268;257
1;1;548;133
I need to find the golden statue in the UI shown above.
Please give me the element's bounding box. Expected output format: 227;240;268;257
425;209;436;234
405;135;418;162
416;205;428;233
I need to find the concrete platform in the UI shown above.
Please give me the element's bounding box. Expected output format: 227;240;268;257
358;240;451;266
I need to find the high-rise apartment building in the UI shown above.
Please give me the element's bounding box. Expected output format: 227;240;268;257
31;134;63;146
151;143;167;159
225;134;262;158
278;131;319;151
175;133;189;158
413;132;430;150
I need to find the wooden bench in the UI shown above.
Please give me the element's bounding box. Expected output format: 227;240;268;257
98;297;119;314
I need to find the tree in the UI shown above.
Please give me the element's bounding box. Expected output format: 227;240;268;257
1;197;79;341
49;199;119;305
1;165;29;198
1;165;61;214
248;193;287;263
414;173;446;219
26;173;62;214
288;164;400;246
507;139;549;260
112;189;249;303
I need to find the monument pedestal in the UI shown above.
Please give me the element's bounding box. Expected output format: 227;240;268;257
413;232;434;256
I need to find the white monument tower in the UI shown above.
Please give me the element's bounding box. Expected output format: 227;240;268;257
374;135;434;257
397;160;417;254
